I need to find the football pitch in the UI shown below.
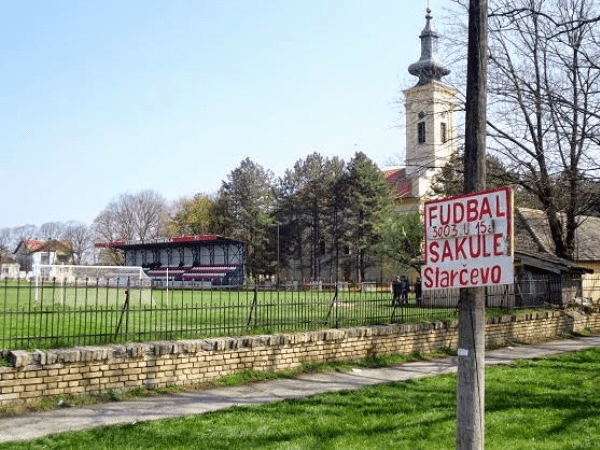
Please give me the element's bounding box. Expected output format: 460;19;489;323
0;281;458;350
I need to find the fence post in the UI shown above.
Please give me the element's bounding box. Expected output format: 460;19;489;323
335;283;339;328
247;281;258;328
114;280;131;341
125;278;130;341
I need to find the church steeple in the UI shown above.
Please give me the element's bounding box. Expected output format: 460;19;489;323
402;6;457;202
408;8;450;86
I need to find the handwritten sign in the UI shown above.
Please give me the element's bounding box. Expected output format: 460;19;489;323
422;186;514;290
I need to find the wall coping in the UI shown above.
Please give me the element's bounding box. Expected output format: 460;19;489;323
1;309;573;369
5;320;461;369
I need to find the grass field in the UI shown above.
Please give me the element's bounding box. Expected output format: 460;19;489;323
0;280;459;351
1;346;598;449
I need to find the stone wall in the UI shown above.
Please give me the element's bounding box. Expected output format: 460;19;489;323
1;310;599;407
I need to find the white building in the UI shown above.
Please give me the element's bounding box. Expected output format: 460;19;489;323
13;240;74;278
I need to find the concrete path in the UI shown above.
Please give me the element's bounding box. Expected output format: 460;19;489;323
1;336;599;444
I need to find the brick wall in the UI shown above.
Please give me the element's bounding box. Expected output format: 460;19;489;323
1;310;599;407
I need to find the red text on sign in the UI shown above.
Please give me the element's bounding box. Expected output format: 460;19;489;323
427;195;507;227
427;233;505;263
422;265;503;289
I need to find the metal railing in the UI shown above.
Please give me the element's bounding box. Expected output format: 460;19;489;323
1;274;597;351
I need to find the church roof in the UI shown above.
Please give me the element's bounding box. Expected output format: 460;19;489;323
407;8;450;86
383;168;412;197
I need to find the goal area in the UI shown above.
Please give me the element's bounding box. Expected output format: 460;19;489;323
33;265;150;286
31;265;154;305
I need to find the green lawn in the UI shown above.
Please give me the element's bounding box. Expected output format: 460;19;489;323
1;281;458;350
1;347;598;449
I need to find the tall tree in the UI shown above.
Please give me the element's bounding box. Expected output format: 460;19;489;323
94;190;168;244
132;190;169;242
336;152;394;283
276;153;345;282
218;158;275;279
0;228;13;253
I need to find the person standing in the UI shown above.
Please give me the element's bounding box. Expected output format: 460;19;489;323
392;277;401;307
400;276;409;306
414;277;422;307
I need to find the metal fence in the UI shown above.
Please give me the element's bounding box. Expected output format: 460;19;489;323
1;274;598;352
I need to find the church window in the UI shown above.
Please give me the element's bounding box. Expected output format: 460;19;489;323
440;122;447;143
418;121;426;144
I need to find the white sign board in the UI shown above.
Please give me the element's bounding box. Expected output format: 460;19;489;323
422;186;514;290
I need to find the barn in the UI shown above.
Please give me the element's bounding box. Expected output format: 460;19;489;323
96;235;245;286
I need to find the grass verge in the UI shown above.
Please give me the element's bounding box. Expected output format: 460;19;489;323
1;347;599;449
0;348;455;418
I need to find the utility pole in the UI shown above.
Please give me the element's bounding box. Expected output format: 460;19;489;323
457;0;488;449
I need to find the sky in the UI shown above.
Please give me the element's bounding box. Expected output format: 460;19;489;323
1;0;454;229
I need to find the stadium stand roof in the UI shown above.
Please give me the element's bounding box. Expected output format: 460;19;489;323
95;234;243;249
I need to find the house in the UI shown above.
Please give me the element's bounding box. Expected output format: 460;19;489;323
515;208;600;303
13;240;74;277
0;251;20;279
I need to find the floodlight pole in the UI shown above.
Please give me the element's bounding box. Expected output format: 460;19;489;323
458;0;488;449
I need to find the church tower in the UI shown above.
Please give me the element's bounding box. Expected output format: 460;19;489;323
404;8;457;199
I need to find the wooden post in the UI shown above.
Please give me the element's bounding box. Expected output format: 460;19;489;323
458;0;488;449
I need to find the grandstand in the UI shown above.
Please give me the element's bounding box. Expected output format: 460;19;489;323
95;235;245;287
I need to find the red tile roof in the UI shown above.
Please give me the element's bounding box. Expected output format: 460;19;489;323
383;168;412;198
21;240;72;254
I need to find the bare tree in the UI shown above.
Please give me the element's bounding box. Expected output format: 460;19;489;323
93;190;169;265
92;203;125;266
12;225;38;245
0;228;12;272
485;0;600;260
62;221;92;265
133;190;170;242
39;222;65;241
93;190;169;244
0;228;13;252
448;0;600;260
93;203;123;244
